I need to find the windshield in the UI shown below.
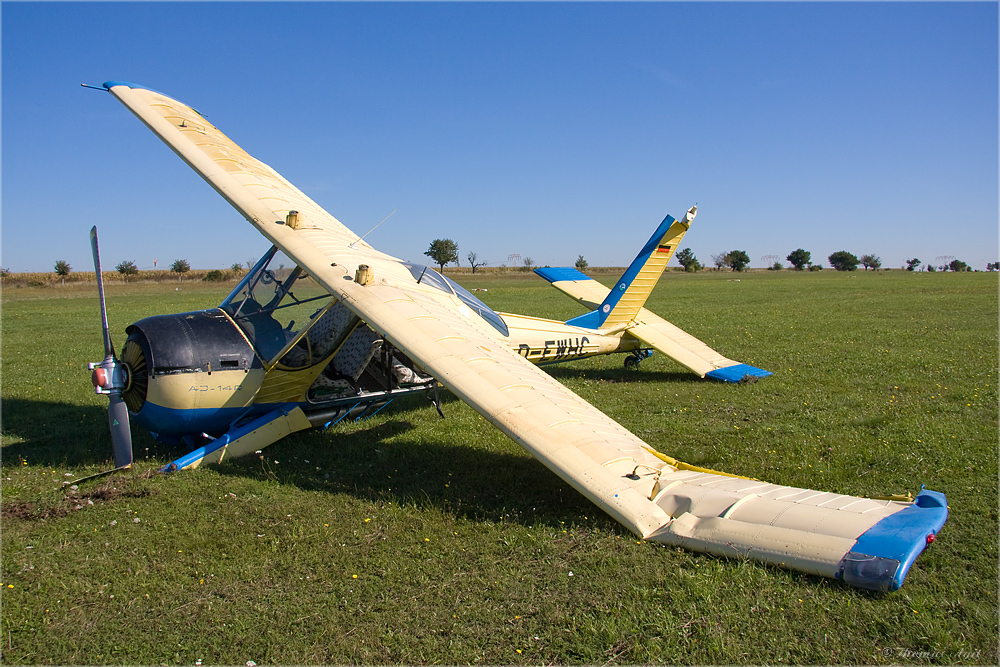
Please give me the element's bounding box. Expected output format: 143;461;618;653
401;262;508;337
221;247;335;363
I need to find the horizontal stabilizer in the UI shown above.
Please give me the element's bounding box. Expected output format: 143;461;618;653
534;266;591;284
705;363;773;383
534;266;609;310
626;318;772;380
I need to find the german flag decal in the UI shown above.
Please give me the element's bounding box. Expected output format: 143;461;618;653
657;245;672;253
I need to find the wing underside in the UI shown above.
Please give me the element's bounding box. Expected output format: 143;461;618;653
102;82;947;590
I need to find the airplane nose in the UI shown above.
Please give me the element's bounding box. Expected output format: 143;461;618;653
92;367;109;389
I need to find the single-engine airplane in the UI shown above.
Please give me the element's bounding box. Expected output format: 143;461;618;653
85;81;946;592
496;205;772;381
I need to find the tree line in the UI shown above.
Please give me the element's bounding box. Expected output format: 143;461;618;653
423;237;994;274
673;248;983;273
25;245;991;286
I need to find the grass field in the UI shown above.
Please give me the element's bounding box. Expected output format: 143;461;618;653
2;269;997;665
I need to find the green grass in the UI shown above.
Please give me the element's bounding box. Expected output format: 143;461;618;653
2;270;997;665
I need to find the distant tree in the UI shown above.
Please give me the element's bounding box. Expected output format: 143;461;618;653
424;239;459;272
54;260;72;284
808;263;823;271
116;260;139;282
574;255;589;272
230;262;245;277
0;267;10;278
171;259;191;281
828;251;859;272
522;257;536;272
859;254;881;271
711;253;728;270
769;261;783;271
724;250;750;272
906;258;921;272
927;264;937;272
786;248;811;271
203;270;225;282
948;259;969;273
675;248;701;272
467;251;487;275
988;262;1000;272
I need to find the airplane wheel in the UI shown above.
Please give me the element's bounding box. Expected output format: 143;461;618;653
624;355;640;370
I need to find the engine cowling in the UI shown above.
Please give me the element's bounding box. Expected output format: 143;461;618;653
122;309;264;437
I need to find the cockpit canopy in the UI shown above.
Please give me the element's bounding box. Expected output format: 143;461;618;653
219;247;335;364
400;262;509;337
219;248;508;366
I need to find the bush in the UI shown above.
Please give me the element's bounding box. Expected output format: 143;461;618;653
54;260;72;279
809;264;823;271
786;248;811;270
828;251;859;271
724;250;750;272
203;270;225;282
675;248;701;272
116;260;139;282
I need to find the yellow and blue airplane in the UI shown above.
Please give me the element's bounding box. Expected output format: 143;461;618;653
86;81;946;592
497;205;772;382
89;205;767;474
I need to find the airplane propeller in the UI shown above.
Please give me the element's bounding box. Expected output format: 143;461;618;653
87;226;134;469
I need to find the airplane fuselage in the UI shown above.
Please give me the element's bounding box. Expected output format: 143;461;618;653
498;312;642;364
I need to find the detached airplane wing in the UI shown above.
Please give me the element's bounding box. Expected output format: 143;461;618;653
101;82;946;591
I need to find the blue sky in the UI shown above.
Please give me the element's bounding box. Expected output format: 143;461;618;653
2;1;997;273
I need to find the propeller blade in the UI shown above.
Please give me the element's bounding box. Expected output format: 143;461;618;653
108;394;134;469
90;226;115;359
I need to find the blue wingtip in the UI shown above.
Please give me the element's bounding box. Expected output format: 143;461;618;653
706;364;773;383
840;489;948;592
535;266;591;283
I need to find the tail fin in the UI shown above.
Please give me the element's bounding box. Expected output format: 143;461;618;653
567;206;695;330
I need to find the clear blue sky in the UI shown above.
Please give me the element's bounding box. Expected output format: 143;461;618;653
2;1;997;273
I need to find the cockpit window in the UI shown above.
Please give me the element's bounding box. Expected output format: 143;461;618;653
220;247;335;363
403;262;453;294
400;262;509;337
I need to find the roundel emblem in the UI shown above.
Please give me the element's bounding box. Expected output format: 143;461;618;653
602;304;611;313
618;282;627;292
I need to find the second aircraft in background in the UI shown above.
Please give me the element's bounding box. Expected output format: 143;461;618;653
500;205;772;382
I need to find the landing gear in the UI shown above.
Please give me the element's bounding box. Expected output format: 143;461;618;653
623;349;653;370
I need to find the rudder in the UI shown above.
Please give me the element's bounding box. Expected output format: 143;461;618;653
567;206;695;330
